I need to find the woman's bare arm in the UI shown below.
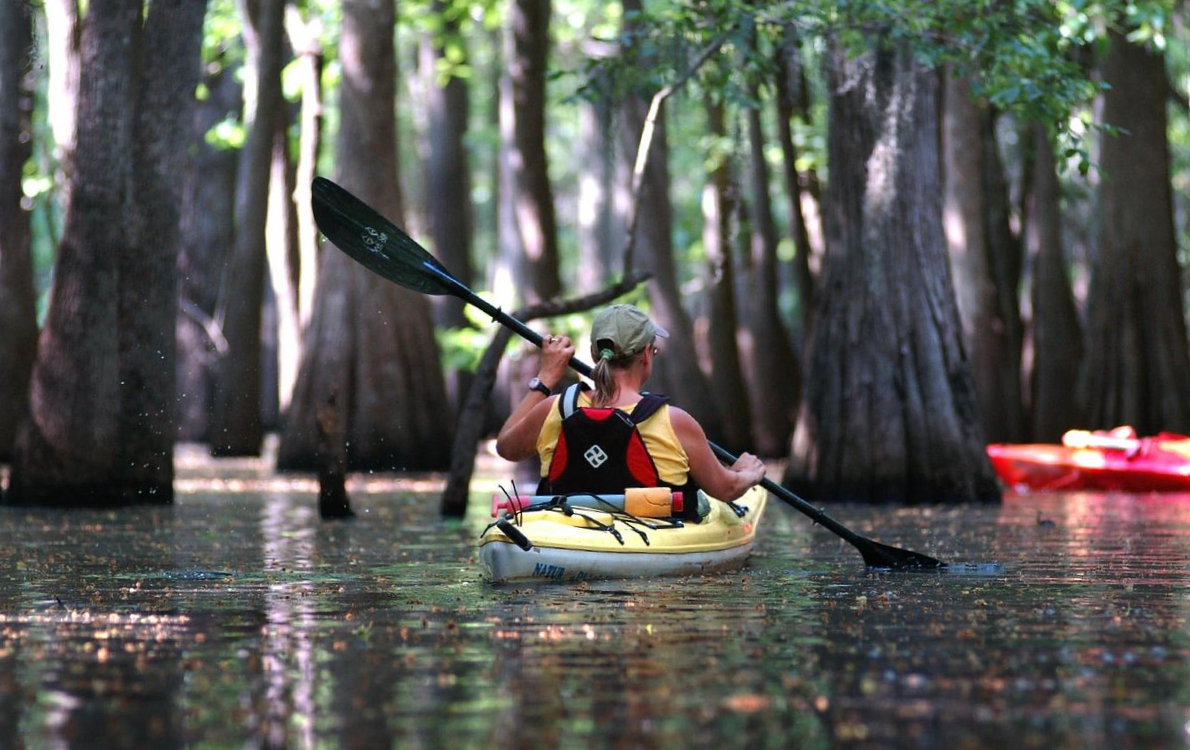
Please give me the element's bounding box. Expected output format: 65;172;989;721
669;407;766;500
495;334;574;461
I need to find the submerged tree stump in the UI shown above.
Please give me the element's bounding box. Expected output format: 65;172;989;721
317;391;354;520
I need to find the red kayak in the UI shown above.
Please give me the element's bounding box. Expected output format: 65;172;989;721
988;428;1190;492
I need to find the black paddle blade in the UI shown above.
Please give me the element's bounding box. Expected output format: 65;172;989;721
310;176;457;296
858;538;947;570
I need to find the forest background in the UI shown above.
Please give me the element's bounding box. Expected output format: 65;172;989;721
0;0;1188;510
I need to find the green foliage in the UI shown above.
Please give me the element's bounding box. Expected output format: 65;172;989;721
202;0;243;69
437;325;493;372
205;115;245;150
402;0;503;85
571;0;1173;176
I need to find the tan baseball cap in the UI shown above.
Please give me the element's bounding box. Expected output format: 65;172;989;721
591;304;669;360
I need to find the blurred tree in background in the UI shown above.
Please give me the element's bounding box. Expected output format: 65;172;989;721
0;0;1187;507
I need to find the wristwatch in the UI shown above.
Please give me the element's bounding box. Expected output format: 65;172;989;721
528;377;551;396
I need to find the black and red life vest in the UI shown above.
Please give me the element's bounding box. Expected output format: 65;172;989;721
538;385;701;518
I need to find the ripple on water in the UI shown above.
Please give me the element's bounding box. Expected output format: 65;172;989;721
2;490;1190;748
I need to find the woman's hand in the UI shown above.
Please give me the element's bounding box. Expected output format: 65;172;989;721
730;452;766;488
538;334;575;389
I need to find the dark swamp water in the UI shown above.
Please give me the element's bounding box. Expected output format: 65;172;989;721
4;454;1190;749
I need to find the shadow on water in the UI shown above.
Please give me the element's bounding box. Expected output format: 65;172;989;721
3;473;1190;749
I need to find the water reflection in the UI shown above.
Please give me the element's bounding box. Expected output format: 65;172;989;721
3;488;1190;748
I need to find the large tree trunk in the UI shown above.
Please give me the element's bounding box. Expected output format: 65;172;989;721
209;0;286;456
575;62;624;294
702;97;753;453
508;0;561;304
9;0;206;506
0;0;37;462
773;28;820;346
740;51;798;458
942;72;1027;443
422;4;473;326
278;0;452;472
268;104;300;416
420;5;475;413
286;4;324;331
1026;122;1084;441
1078;31;1190;433
786;40;1000;505
120;0;209;491
176;66;241;442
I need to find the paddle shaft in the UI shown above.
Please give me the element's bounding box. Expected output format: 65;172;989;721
421;263;594;377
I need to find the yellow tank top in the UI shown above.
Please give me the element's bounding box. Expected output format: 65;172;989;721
536;391;690;485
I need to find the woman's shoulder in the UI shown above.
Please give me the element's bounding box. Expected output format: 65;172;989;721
663;405;708;437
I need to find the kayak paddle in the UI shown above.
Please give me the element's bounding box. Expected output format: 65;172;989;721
310;176;946;570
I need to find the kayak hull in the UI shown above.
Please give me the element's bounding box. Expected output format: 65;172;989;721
479;485;767;583
987;440;1190;492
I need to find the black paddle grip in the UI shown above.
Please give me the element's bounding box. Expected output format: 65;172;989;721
496;518;534;551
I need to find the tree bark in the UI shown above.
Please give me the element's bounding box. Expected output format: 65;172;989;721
176;66;241;442
267;99;300;416
420;4;475;413
421;4;473;328
0;0;36;462
1078;31;1190;434
1026;122;1084;441
941;72;1026;443
507;0;561;304
575;60;624;294
786;39;1000;505
702;97;753;453
121;0;209;490
773;28;820;346
286;4;324;331
740;47;798;457
278;0;452;472
209;0;287;456
9;0;206;506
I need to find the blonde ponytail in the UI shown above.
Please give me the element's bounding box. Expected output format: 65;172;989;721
591;358;618;406
589;340;643;407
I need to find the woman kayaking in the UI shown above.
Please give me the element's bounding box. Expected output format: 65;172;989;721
496;304;766;514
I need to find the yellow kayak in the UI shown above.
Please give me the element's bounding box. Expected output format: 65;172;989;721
479;485;767;583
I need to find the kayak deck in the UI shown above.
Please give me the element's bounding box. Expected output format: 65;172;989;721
479;485;767;583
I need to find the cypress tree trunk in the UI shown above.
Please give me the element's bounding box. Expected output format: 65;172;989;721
278;0;452;472
787;40;999;505
0;0;36;462
741;57;798;457
942;72;1026;443
209;0;287;456
702;97;753;453
1078;31;1190;433
176;66;240;442
1026;123;1084;441
9;0;206;506
508;0;561;304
